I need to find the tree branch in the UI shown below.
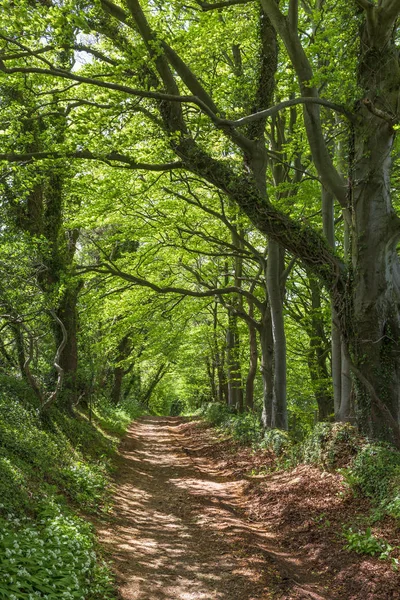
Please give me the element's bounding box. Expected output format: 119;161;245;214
259;0;348;207
164;186;265;265
100;0;254;152
227;97;355;127
194;0;253;10
79;262;265;310
0;150;183;171
362;97;397;124
355;0;374;9
0;57;353;132
288;0;299;31
0;60;219;121
41;310;68;412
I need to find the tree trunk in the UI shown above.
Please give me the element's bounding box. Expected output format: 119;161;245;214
260;304;274;428
206;355;218;402
322;187;351;421
267;239;288;429
225;309;243;411
308;273;334;421
55;282;81;410
245;299;257;411
341;14;400;443
111;334;131;404
141;363;167;408
339;339;352;422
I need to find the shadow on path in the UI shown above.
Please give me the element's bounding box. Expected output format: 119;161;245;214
98;417;328;600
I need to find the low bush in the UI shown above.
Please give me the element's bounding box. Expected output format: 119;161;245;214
299;422;360;469
261;429;291;456
227;413;263;445
199;402;234;426
169;399;185;416
342;443;400;510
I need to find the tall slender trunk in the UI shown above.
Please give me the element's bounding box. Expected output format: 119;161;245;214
141;363;167;408
267;239;288;429
308;273;333;420
260;303;274;428
245;299;258;411
111;334;131;404
206;356;218;402
55;283;80;409
322;188;351;422
211;300;226;404
226;309;243;411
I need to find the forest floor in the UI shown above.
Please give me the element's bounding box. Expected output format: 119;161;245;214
96;416;400;600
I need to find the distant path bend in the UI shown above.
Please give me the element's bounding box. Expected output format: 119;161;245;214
97;416;328;600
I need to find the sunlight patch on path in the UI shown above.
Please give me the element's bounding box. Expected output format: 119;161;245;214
97;417;328;600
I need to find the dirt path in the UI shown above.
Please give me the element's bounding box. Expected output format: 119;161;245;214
98;417;330;600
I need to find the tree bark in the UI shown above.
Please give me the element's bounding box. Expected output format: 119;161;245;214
267;239;288;429
260;304;274;428
308;273;334;421
245;299;258;411
225;309;243;411
111;334;131;404
342;14;400;441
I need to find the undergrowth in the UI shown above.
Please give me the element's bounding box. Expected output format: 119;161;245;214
0;377;144;599
198;401;400;562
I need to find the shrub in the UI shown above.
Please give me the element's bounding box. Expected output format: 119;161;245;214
228;413;263;445
261;429;291;456
169;399;185;416
201;402;233;426
300;422;359;469
342;443;400;504
61;462;109;511
93;397;144;436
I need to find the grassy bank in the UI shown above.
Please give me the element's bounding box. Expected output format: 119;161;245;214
0;376;143;600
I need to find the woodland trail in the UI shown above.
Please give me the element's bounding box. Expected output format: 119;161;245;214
97;417;330;600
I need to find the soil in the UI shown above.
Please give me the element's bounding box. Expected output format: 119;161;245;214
97;417;400;600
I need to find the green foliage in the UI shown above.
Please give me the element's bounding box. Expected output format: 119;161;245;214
199;402;234;426
341;444;400;509
62;462;108;511
299;422;359;469
0;380;139;599
93;397;144;436
225;413;263;445
261;429;291;457
0;506;114;600
343;527;396;562
0;390;116;515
